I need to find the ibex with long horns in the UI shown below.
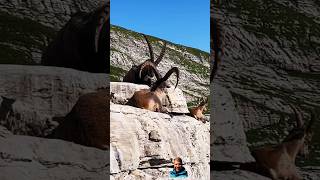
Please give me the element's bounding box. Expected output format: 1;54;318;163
126;67;179;113
123;34;167;86
251;105;316;180
42;3;110;73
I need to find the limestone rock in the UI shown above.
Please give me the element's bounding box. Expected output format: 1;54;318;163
0;65;108;136
0;125;108;180
211;169;270;180
211;83;254;163
110;104;210;179
110;82;189;113
0;0;105;30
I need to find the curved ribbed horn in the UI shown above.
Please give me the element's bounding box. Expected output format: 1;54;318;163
94;4;109;53
289;104;304;128
139;61;161;80
143;34;154;62
154;41;167;66
162;67;179;89
151;67;179;91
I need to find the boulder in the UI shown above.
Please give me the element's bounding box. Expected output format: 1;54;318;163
110;82;189;113
110;104;210;179
211;83;254;163
0;65;107;136
0;125;109;180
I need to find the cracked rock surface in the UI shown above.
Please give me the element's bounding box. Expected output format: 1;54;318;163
0;125;109;180
110;104;210;179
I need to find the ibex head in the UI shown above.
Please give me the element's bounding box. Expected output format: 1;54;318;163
284;105;316;158
199;97;208;112
150;67;179;92
138;34;167;86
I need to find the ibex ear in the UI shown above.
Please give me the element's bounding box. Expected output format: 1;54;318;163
94;4;109;53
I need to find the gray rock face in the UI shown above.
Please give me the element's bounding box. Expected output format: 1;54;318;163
0;125;108;180
210;0;320;177
0;65;108;136
0;0;105;29
211;169;270;180
212;0;320;131
110;82;189;113
211;83;254;163
110;104;210;179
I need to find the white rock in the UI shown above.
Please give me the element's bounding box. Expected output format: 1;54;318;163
0;65;108;136
110;82;189;113
110;104;210;179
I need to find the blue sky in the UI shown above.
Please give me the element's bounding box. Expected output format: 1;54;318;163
111;0;210;52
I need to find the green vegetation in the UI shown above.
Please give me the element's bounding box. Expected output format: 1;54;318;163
167;48;210;79
0;11;57;64
111;24;210;79
110;65;127;82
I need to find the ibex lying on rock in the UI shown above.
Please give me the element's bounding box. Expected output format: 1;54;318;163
123;34;167;86
41;2;110;73
126;67;179;112
188;97;208;123
47;88;110;150
251;105;316;180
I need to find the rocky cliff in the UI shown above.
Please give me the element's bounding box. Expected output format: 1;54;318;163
212;0;320;168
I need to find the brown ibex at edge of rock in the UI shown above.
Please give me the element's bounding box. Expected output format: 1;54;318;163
188;97;209;123
250;105;316;180
126;67;179;113
47;88;110;150
123;34;167;86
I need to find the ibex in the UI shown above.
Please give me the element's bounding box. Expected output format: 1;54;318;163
42;2;110;73
126;67;179;113
251;105;316;180
47;88;110;150
123;34;167;86
188;97;208;123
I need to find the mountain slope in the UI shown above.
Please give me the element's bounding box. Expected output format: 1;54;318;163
110;25;210;107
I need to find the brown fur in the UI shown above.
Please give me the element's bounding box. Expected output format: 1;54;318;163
188;97;208;122
251;105;316;180
123;34;167;86
48;89;110;150
126;67;179;112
